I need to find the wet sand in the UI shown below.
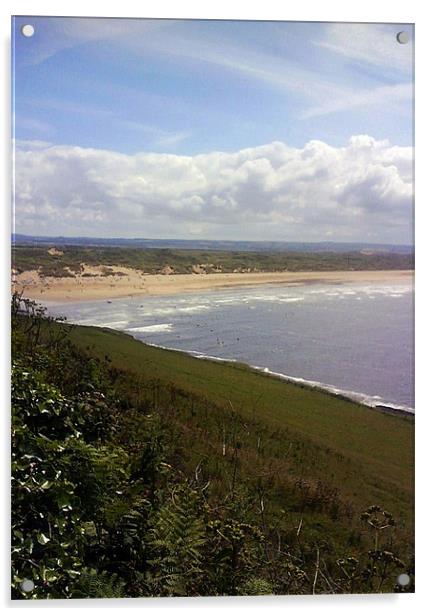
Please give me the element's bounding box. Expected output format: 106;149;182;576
13;267;414;303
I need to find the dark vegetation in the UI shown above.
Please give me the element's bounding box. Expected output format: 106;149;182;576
12;245;414;278
11;293;414;598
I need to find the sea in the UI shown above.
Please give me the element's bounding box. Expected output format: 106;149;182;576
45;279;414;413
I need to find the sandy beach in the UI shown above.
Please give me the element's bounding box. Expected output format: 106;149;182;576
13;267;414;303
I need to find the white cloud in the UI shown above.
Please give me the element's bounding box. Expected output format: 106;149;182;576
13;137;413;242
300;83;412;119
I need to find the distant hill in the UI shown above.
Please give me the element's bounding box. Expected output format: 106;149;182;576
12;234;414;254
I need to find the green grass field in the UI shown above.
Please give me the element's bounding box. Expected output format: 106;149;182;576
69;324;414;540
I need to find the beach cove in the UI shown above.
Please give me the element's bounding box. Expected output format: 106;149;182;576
44;276;415;413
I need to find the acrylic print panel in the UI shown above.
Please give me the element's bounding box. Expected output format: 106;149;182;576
11;17;414;599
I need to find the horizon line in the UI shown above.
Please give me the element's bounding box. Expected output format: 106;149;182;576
11;233;414;248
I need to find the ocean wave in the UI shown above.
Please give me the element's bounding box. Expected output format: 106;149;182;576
177;304;210;313
247;294;305;303
126;323;173;333
278;297;305;303
214;298;242;305
99;320;130;329
139;307;178;316
134;304;210;317
143;342;239;363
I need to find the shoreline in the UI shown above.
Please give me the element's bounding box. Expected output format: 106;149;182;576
125;336;415;418
13;268;414;303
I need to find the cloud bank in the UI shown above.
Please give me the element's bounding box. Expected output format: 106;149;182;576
14;136;413;243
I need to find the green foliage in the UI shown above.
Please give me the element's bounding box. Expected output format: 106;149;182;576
11;358;132;599
12;245;414;278
12;363;88;598
204;511;268;595
145;484;207;596
238;577;274;595
71;570;126;598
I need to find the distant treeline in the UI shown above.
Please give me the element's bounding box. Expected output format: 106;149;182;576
12;245;414;278
12;234;414;254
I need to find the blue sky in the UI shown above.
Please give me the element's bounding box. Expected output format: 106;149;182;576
13;17;413;153
12;17;414;242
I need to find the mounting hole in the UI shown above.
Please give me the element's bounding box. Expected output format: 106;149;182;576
20;579;35;592
397;573;410;587
396;31;409;44
21;24;35;38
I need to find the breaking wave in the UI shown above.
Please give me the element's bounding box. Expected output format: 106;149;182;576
126;323;173;333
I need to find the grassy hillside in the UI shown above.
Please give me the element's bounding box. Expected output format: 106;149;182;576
12;245;414;277
11;297;414;598
70;324;414;528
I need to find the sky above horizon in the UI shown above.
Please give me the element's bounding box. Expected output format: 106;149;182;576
12;17;414;243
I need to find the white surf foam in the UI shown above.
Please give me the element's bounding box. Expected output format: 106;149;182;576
249;365;414;414
127;336;415;415
214;298;242;305
126;323;173;333
247;294;305;304
278;297;305;303
99;320;129;329
177;304;210;313
134;304;211;318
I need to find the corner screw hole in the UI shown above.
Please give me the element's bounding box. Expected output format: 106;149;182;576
397;573;410;586
21;24;35;38
396;31;409;44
